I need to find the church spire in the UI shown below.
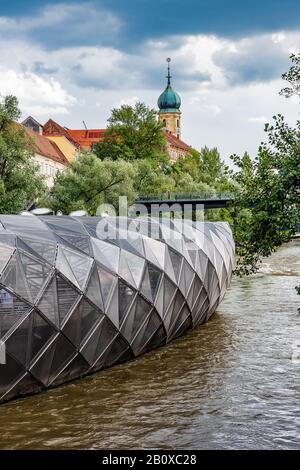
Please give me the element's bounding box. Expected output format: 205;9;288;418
166;57;172;86
157;58;182;139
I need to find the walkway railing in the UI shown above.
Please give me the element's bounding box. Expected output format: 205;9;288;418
137;192;236;202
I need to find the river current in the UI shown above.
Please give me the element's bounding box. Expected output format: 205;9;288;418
0;241;299;449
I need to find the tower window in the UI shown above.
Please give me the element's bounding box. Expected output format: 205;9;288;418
177;119;180;127
163;119;166;127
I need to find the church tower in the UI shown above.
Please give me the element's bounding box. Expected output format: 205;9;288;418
158;58;181;138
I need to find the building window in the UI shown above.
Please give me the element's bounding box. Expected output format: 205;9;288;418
163;119;166;128
177;119;179;127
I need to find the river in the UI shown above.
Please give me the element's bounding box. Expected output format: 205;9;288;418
0;240;299;449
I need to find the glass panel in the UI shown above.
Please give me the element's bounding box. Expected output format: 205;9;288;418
97;265;117;307
184;260;195;294
30;311;56;364
19;252;51;300
105;283;119;327
132;309;162;355
41;216;87;235
56;247;80;288
92;316;118;364
60;247;93;290
119;281;136;325
37;275;59;326
5;313;31;366
56;233;91;256
121;295;151;343
51;354;90;387
16;235;57;265
143;237;165;269
164;247;176;283
143;324;165;353
0;244;14;274
169;311;192;341
140;267;152;302
1;252;33;302
169;290;185;329
154;278;164;317
118;250;135;287
0;352;25;398
163;276;177;312
148;264;161;301
62;297;103;347
85;264;103;310
0;288;31;338
80;317;105;365
124;251;145;289
1;372;41;402
91;238;120;273
56;275;80;325
0;215;47;232
103;334;133;368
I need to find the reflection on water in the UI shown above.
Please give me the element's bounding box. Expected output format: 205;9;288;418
0;241;299;450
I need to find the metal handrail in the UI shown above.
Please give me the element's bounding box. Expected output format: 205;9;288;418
136;192;236;202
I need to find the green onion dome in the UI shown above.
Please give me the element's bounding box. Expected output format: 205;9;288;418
158;58;181;113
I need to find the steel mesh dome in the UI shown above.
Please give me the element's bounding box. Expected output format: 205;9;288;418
0;215;234;403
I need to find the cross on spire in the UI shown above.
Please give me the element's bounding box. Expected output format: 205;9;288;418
166;57;172;86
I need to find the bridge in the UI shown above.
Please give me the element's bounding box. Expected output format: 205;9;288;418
134;192;235;215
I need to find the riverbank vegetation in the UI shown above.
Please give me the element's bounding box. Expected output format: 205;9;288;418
0;96;45;213
230;53;300;275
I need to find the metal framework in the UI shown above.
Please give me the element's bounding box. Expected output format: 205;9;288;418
0;215;235;403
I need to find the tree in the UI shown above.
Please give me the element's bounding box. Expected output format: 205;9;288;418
280;53;300;101
0;95;45;213
199;147;225;185
231;116;300;275
47;152;137;215
94;102;167;162
133;159;175;196
230;53;300;275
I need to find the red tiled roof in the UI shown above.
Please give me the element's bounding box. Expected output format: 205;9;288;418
42;119;79;148
164;130;191;151
42;118;191;154
66;129;106;148
43;119;106;149
23;126;69;165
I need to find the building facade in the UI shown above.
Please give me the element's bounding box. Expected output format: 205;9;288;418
22;125;69;188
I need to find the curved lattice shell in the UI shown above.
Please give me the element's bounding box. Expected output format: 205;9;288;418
0;215;235;403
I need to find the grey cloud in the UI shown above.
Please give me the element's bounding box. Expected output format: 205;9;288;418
213;36;290;85
32;61;59;75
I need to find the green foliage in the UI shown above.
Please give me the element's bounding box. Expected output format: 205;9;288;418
171;146;235;193
94;102;167;161
0;95;45;213
133;159;174;195
231;115;300;275
48;152;137;215
280;53;300;101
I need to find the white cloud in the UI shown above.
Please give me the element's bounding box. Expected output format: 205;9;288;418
0;8;298;163
117;96;140;107
248;116;268;123
0;68;76;116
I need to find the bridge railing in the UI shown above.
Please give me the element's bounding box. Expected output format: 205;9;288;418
136;192;236;202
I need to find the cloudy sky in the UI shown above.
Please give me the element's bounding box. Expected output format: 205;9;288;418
0;0;299;163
